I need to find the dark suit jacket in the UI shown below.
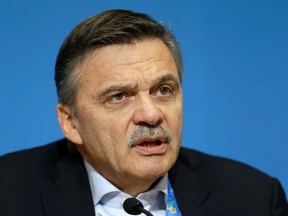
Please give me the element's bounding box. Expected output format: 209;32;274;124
0;139;287;216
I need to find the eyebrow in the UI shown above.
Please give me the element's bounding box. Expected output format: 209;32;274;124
94;83;137;102
94;73;181;102
150;74;180;87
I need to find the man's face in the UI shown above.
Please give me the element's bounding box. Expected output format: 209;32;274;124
59;38;183;190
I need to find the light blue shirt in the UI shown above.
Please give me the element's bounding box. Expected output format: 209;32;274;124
84;161;168;216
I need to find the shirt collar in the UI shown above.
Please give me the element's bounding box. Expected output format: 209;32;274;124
84;160;168;206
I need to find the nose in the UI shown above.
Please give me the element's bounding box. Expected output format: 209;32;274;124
132;96;163;126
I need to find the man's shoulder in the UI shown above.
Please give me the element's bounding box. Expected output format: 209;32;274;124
177;146;273;182
173;148;288;215
0;139;69;174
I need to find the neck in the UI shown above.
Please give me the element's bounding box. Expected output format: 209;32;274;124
98;167;161;197
85;159;162;197
77;146;165;197
116;176;162;197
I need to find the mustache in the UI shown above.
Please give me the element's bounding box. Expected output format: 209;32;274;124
128;125;171;148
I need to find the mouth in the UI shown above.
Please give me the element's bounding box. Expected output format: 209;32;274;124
129;135;169;147
129;137;169;155
138;140;163;147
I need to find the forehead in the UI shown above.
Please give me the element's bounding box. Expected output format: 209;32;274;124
77;39;179;89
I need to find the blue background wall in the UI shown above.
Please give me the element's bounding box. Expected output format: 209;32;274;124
1;0;287;194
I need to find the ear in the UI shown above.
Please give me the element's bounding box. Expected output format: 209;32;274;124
56;104;83;145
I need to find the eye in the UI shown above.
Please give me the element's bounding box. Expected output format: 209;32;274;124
109;93;127;103
156;86;172;96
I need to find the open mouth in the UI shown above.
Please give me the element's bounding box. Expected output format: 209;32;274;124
129;137;168;155
129;135;168;148
138;140;163;147
128;125;171;149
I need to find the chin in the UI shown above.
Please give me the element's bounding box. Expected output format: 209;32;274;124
134;161;172;179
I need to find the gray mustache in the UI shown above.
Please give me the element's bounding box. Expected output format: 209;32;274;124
128;125;171;148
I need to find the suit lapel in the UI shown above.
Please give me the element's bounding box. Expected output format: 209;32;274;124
169;158;211;216
41;146;95;216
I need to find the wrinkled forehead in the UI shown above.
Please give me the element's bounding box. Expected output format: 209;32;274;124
75;39;180;89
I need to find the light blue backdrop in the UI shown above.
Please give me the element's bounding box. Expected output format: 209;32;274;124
1;0;287;194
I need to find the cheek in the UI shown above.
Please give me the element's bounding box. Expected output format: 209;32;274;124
94;119;131;157
78;106;132;148
164;104;183;130
83;129;126;163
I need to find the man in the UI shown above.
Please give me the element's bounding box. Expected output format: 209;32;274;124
0;9;287;216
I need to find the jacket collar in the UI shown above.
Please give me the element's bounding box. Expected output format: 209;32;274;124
169;153;211;216
41;142;95;216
